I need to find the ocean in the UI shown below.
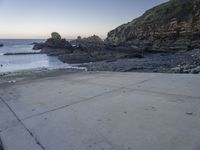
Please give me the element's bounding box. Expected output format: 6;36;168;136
0;39;79;73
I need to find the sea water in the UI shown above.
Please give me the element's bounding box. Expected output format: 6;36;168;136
0;39;80;73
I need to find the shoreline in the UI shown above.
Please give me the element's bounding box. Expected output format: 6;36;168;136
0;68;86;84
1;65;200;86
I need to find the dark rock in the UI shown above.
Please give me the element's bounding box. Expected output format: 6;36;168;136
45;38;72;49
70;35;105;51
32;43;45;50
191;40;200;49
191;66;200;74
171;66;182;73
106;0;200;52
0;44;3;47
41;47;72;56
59;52;92;64
32;32;73;56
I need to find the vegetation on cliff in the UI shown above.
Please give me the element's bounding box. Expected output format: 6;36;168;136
106;0;200;51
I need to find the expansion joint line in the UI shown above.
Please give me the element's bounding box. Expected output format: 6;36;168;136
0;96;46;150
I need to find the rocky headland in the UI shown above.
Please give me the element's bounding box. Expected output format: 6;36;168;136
33;33;142;64
106;0;200;51
33;0;200;74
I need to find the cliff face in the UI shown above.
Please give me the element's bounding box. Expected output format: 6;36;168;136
106;0;200;51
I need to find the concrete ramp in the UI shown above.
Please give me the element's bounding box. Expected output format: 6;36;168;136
0;72;200;150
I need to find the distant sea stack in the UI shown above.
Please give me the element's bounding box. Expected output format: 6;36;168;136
106;0;200;51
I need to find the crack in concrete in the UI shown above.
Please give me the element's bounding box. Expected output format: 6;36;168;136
0;96;46;150
125;87;200;100
70;77;153;89
0;138;3;150
22;87;125;121
21;78;153;121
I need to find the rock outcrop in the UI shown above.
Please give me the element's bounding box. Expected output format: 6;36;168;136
51;32;61;40
106;0;200;52
32;43;45;50
31;1;200;73
33;32;73;55
70;35;105;51
33;33;142;63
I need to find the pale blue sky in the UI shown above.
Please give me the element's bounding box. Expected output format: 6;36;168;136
0;0;168;39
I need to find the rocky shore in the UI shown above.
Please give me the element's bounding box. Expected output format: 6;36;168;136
33;33;143;64
33;0;200;74
83;49;200;74
33;33;200;74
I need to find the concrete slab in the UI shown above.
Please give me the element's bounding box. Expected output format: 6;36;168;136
0;78;116;120
0;100;18;132
0;138;3;150
0;71;200;150
82;72;160;87
128;74;200;98
23;89;200;150
0;124;43;150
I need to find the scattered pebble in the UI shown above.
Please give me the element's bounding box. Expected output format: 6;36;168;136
8;80;16;83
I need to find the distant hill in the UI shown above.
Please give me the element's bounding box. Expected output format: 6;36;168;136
106;0;200;51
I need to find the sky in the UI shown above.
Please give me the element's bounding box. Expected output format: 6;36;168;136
0;0;168;39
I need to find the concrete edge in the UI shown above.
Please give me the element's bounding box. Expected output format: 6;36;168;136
0;138;3;150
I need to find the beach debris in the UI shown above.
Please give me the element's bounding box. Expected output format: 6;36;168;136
8;80;17;83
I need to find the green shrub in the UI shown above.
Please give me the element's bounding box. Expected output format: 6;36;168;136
51;32;61;40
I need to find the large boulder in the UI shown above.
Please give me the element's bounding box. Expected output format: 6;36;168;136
39;38;73;56
33;32;73;50
51;32;61;40
32;32;73;57
45;38;72;49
